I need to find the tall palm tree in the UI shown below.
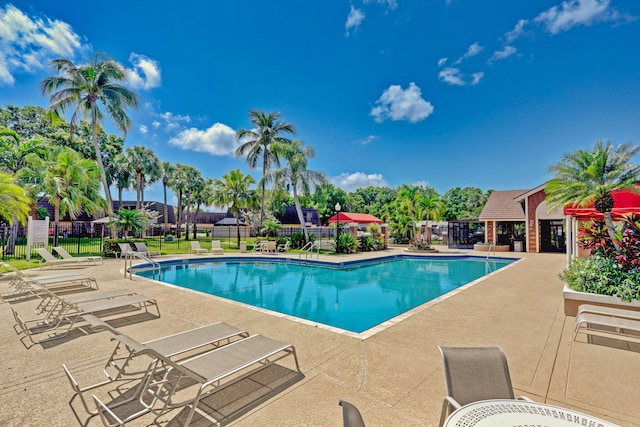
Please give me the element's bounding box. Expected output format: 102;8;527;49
111;153;133;210
40;53;139;217
0;171;31;225
169;163;191;238
18;146;104;246
546;141;640;251
235;110;295;230
417;189;442;241
397;185;421;238
211;169;258;247
124;145;160;210
268;140;327;242
192;178;214;239
183;168;204;240
159;161;175;235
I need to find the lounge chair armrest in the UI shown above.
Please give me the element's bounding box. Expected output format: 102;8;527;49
93;394;125;427
517;395;534;402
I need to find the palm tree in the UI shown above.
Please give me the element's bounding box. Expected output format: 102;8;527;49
159;161;175;235
124;145;160;210
0;171;31;224
169;163;190;239
268;140;327;242
0;127;47;173
112;208;147;237
417;190;442;241
183;168;204;240
18;146;104;246
235;110;295;230
397;185;421;238
211;169;258;247
191;178;213;239
546;141;640;251
111;153;133;210
40;53;139;217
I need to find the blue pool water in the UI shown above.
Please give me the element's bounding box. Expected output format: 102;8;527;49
136;256;513;333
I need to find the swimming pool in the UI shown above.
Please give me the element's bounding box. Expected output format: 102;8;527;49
135;256;514;334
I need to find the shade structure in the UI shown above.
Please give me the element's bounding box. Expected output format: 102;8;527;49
327;212;382;224
563;187;640;220
91;216;114;224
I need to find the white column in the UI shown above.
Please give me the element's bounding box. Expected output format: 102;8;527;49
565;215;572;266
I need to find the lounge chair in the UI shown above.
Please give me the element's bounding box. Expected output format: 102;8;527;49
253;240;268;252
92;334;301;426
277;240;291;252
0;262;97;294
574;309;640;343
63;318;249;416
438;346;532;427
189;241;209;255
133;242;160;257
53;246;103;265
339;400;367;427
577;304;640;321
11;292;160;345
34;247;89;269
211;240;224;255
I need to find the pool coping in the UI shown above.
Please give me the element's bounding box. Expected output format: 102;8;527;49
132;253;524;340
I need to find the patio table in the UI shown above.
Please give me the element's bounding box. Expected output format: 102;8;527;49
443;399;620;427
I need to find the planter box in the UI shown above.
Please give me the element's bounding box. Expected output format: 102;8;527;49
405;249;439;254
473;244;510;252
563;285;640;316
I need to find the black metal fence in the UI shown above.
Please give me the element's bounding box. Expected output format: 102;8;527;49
0;223;342;260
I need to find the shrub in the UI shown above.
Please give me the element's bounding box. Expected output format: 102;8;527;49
336;233;357;253
289;231;315;249
408;238;433;251
561;256;640;301
103;238;137;258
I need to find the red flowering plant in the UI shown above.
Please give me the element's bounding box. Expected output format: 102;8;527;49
578;220;617;258
613;214;640;272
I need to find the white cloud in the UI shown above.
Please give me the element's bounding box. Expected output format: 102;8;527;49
453;42;483;65
470;72;484;85
168;123;237;156
505;19;530;43
357;135;377;145
438;67;465;86
370;82;434;123
533;0;631;35
363;0;398;10
331;172;389;192
345;6;365;36
0;5;88;86
139;125;148;135
124;53;161;90
157;111;191;132
489;45;517;62
438;67;484;86
437;57;448;67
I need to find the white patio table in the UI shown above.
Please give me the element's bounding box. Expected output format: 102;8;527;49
443;399;620;427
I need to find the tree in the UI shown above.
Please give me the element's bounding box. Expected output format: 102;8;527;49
235;110;295;231
124;145;160;210
159;161;175;235
396;185;422;238
40;54;139;218
112;208;147;237
0;171;30;224
268;140;327;242
111;153;134;209
169;163;191;239
546;141;640;251
441;187;489;220
0;127;47;174
18;147;104;246
211;169;258;246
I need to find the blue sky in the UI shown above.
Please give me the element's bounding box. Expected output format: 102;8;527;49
1;1;639;206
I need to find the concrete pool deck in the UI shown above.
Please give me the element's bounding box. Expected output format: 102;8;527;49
1;246;639;426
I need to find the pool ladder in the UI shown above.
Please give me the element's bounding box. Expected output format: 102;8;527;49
123;252;160;280
486;242;495;260
299;241;320;262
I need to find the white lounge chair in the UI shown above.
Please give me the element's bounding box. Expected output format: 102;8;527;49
34;247;89;269
133;242;160;257
211;240;224;255
93;334;301;426
53;246;103;265
189;241;209;255
574;306;640;343
277;240;291;252
11;293;160;345
63;318;249;415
